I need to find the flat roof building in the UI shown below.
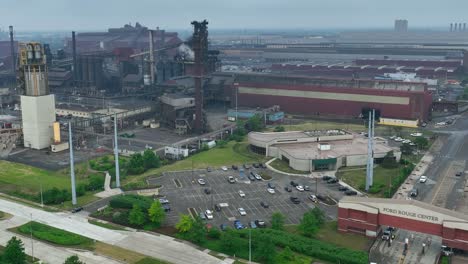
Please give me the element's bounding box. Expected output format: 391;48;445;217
248;130;400;171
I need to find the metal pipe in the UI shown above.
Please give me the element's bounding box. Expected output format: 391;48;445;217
9;26;15;74
114;113;120;187
69;122;77;205
72;31;77;83
149;30;155;85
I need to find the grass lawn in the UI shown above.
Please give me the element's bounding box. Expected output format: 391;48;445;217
15;221;95;250
269;158;309;174
135;257;172;264
336;165;400;197
0;160;78;195
88;219;126;231
316;221;370;251
123;141;266;187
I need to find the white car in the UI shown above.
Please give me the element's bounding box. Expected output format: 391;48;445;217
394;137;403;142
238;190;245;197
410;133;422;137
197;178;206;185
389;136;396;140
238;207;247;216
419;176;428;183
436;121;447;126
221;166;228;171
205;210;213;219
267;188;275;194
296;185;305;192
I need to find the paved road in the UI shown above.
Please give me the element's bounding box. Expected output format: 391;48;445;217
0;216;121;264
0;198;226;264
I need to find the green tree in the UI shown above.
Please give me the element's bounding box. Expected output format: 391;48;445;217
414;137;429;149
271;211;285;230
220;230;244;254
274;126;285;132
276;246;295;263
245;115;263;132
64;255;85;264
186;217;206;244
2;236;26;264
298;208;325;237
216;140;228;148
148;201;165;226
400;143;414;155
381;151;398;169
128;153;144;174
128;204;146;226
142;149;160;170
255;234;276;264
175;214;193;233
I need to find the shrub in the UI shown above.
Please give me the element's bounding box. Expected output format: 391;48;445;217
18;222;92;246
109;194;153;210
207;227;221;239
76;184;86;197
42;188;71;205
112;211;130;226
87;174;105;191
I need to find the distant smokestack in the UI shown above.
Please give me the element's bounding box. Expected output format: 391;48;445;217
464;23;467;32
450;23;453;32
148;30;155;85
9;26;15;74
455;23;458;31
459;23;463;32
72;31;77;83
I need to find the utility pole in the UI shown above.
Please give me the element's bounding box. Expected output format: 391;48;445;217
114;113;120;188
370;109;375;187
30;214;35;262
69;122;77;205
40;182;43;207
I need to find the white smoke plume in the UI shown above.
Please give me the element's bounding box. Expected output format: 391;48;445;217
178;44;195;61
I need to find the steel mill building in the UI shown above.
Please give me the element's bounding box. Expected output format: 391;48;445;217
228;73;432;125
248;130;400;171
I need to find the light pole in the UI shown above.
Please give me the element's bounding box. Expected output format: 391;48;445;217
40;181;43;207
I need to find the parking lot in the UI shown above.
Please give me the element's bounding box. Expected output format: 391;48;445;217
147;166;346;229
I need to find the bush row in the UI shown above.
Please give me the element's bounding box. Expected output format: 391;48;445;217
384;159;416;198
109;194;153;210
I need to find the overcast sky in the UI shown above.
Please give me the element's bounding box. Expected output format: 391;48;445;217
1;0;467;31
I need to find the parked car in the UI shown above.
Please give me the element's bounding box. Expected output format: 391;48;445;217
71;207;83;213
220;223;228;231
221;166;228;171
308;194;318;203
205;210;214;219
249;221;257;229
204;188;211;194
248;172;256;181
228;176;236;184
296;185;305;192
238;190;246;197
322;175;332;181
243;164;251;169
267;182;276;189
207;167;212;172
232;165;238;170
199;212;207;220
214;204;221;212
290;197;301;204
162;204;171;212
197;178;206;185
338;186;349;192
284;186;292;192
254;173;263;180
255;220;266;228
267;188;275;194
304;186;310;191
327;178;339;184
260;163;267;169
238;207;247;216
316;194;326;201
234;220;245;230
419;176;427;183
260;201;269;208
158;198;170;204
253;163;260;168
345;190;358;196
456;171;463;177
409;188;418;197
441;245;454;256
382;229;391;240
290;181;298;187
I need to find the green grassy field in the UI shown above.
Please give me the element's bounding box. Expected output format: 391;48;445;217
0;160;75;195
16;221;95;249
123;141;266;187
315;221;370;251
336;165;401;197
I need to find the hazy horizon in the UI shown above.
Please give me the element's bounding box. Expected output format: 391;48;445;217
0;0;466;32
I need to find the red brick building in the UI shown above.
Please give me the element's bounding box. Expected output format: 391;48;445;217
338;197;468;250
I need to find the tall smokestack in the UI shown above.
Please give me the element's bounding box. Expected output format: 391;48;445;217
459;23;463;32
455;23;458;31
9;26;15;74
464;23;467;32
450;23;453;32
72;31;77;83
191;20;208;133
148;30;155;85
